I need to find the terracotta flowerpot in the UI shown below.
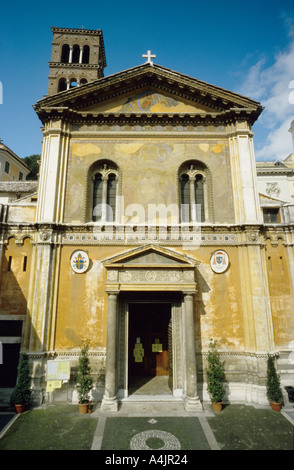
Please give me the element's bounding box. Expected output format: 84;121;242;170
270;402;281;412
79;403;89;414
15;404;26;414
212;401;223;412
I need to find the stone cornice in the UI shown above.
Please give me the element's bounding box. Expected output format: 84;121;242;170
51;26;103;36
0;181;38;192
2;222;294;231
34;63;263;124
2;222;294;249
35;106;261;127
256;167;294;176
48;62;100;69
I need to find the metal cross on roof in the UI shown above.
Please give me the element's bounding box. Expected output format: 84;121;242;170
142;50;156;65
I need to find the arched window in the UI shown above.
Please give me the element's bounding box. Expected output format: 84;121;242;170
82;45;90;64
69;78;78;88
179;162;209;223
80;78;87;85
58;78;67;92
61;44;70;63
107;173;117;220
180;174;190;222
195;174;205;222
72;44;80;63
92;163;118;222
93;174;103;221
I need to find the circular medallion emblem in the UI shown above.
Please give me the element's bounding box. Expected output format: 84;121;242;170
210;250;229;274
145;271;156;282
70;250;90;274
130;430;181;450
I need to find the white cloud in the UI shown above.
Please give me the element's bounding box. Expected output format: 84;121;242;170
254;120;293;161
238;26;294;161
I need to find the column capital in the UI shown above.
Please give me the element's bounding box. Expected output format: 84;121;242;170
182;291;197;297
106;290;120;296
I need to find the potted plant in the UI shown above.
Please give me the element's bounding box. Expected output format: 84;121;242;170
10;353;31;413
266;355;283;412
76;340;93;414
206;339;225;412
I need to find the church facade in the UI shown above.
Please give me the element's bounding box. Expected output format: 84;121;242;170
1;27;294;410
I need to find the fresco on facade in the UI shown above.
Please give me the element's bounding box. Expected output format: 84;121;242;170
85;90;216;114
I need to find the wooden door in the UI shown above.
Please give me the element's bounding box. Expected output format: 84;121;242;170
128;303;170;377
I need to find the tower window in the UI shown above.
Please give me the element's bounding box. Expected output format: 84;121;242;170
82;45;90;64
70;78;78;88
72;44;80;63
61;44;70;63
58;78;67;92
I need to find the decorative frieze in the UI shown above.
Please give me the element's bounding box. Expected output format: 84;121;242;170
71;123;227;135
60;229;238;245
4;225;292;248
108;268;195;284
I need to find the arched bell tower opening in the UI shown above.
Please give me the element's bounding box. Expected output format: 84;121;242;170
47;27;106;96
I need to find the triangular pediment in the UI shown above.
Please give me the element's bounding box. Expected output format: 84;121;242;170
103;244;200;267
34;63;263;124
259;193;285;205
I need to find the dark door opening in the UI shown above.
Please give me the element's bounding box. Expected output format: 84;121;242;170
128;302;171;393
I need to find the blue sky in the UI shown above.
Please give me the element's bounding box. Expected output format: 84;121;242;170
1;0;294;161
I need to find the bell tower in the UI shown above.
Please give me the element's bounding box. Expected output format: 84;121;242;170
47;27;106;96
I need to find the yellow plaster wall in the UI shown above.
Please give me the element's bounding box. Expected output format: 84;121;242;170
64;138;235;224
54;244;245;352
181;245;245;351
0;155;28;181
54;245;121;350
0;237;32;315
265;239;294;348
9;163;21;180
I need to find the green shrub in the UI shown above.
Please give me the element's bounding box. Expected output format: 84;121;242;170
266;355;283;404
10;353;31;405
206;340;225;403
76;340;93;404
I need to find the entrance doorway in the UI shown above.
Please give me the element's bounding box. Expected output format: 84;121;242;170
128;302;171;394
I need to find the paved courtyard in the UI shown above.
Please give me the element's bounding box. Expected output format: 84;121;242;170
0;402;293;452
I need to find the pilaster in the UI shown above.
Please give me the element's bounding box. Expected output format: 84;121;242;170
229;122;261;224
36;122;70;224
238;239;274;353
24;230;57;353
